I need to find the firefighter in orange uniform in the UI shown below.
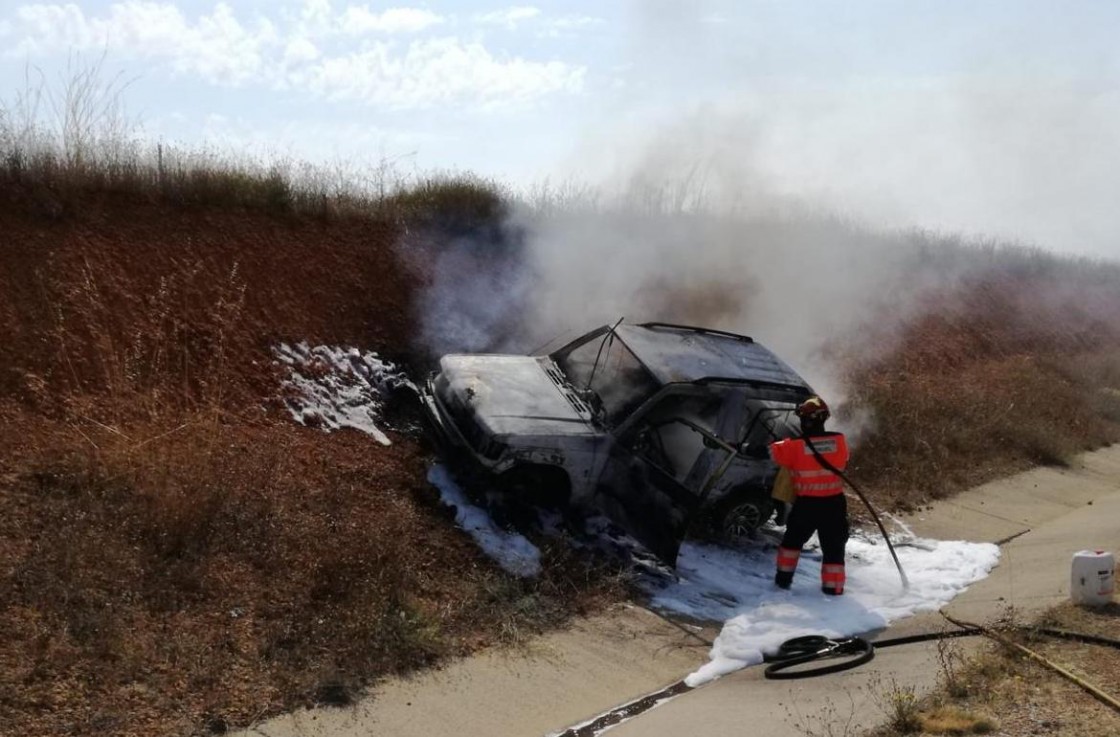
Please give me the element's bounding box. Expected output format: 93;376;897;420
769;396;850;595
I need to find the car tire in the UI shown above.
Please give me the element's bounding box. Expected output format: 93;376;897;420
716;493;775;547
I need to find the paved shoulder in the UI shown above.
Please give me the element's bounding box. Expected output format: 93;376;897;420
241;605;706;737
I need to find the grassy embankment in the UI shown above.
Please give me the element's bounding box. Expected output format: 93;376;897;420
848;245;1120;508
3;97;1120;735
0;118;621;737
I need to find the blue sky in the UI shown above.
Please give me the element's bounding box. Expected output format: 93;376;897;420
3;1;1120;256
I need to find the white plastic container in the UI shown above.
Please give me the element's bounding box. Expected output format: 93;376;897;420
1070;550;1115;606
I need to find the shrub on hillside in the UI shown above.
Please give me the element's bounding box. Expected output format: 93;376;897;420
386;174;510;240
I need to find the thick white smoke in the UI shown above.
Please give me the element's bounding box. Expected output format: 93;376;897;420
588;1;1120;261
503;206;934;438
411;2;1120;443
412;231;535;358
409;190;973;444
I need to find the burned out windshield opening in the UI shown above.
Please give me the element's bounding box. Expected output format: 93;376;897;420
552;332;659;426
740;399;801;452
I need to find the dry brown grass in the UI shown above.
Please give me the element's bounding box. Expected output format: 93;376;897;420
0;162;618;737
0;412;626;736
917;706;996;735
844;275;1120;510
2;54;371;223
1;57;505;230
867;602;1120;737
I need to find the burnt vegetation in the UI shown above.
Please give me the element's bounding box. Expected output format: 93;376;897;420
3;72;1120;736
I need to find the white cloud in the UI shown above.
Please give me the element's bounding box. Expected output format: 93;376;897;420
338;6;445;35
538;14;604;38
472;8;603;37
2;2;584;110
8;1;276;85
284;36;320;64
294;36;584;110
185;3;277;83
300;0;332;30
475;6;541;30
10;3;97;53
550;15;604;30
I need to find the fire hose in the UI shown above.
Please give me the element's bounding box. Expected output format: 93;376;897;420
762;627;982;679
762;635;877;679
763;618;1120;714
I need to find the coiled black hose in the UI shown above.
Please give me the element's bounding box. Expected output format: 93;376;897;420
763;635;876;679
762;625;1120;680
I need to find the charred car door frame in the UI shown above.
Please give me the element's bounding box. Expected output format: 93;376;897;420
594;385;745;565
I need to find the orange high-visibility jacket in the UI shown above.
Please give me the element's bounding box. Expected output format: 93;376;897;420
768;434;850;498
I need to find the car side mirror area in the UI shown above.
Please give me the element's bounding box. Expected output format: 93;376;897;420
741;441;769;459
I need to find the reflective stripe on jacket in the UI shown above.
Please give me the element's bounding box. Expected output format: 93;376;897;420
768;434;850;498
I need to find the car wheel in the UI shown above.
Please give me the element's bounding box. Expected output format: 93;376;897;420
718;494;774;546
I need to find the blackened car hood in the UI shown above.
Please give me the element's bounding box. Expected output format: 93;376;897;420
436;355;597;438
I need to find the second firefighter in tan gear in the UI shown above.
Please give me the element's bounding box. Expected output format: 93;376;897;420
768;396;850;595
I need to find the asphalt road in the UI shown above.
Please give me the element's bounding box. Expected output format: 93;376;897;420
239;445;1120;737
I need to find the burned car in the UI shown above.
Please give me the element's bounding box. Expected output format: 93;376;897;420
419;322;815;565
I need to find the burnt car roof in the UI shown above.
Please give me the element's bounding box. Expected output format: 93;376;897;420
614;322;813;391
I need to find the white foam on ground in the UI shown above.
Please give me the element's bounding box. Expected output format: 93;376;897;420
641;533;999;686
272;344;539;576
414;467;996;645
428;464;542;578
274;342;414;446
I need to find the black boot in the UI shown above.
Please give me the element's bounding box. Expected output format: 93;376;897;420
775;570;793;590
